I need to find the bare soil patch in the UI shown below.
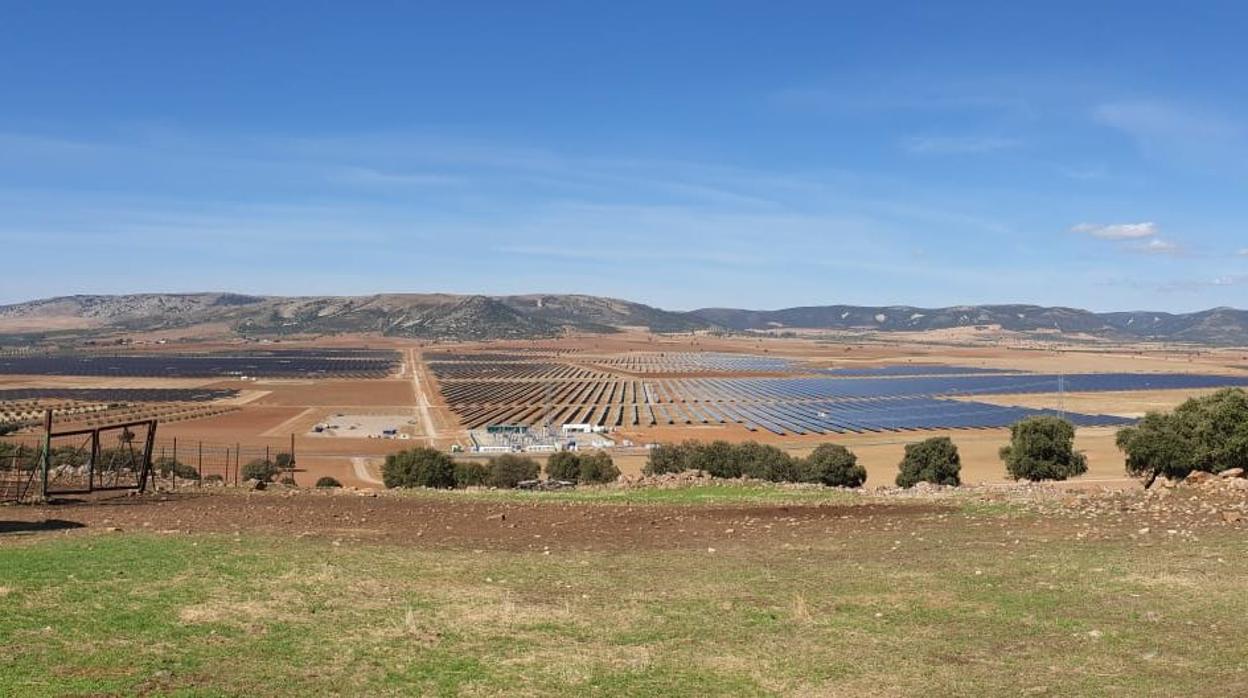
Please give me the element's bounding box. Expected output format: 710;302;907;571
3;489;947;552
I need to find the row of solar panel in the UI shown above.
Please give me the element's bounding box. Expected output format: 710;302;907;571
0;388;239;403
666;373;1248;401
0;354;401;378
819;365;1018;377
691;397;1130;435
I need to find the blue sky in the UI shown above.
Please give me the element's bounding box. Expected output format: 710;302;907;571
2;2;1246;311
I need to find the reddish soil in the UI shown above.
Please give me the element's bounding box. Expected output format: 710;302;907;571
212;379;415;407
1;490;947;552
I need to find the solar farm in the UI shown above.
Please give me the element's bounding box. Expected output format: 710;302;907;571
427;350;1248;436
0;349;400;378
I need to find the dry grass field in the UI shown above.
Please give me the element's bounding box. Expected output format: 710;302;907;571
3;483;1247;696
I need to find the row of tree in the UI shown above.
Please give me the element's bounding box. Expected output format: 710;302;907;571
381;448;620;490
642;436;965;488
643;440;870;487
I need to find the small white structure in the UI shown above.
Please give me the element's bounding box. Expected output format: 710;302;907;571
561;423;606;435
476;445;512;453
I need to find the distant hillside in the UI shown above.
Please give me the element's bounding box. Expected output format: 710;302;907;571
0;293;704;341
2;294;1247;344
686;304;1248;344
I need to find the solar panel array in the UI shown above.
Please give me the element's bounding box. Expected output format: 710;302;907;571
0;388;238;403
0;350;401;378
589;352;797;373
820;365;1019;377
430;351;1248;436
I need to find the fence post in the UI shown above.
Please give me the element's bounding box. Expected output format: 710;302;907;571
290;433;296;480
172;438;178;490
89;428;99;493
40;409;51;501
198;441;203;487
235;443;240;486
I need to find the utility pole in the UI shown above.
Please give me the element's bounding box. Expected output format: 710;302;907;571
1057;374;1066;420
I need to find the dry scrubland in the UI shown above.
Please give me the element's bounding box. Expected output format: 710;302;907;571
3;481;1248;696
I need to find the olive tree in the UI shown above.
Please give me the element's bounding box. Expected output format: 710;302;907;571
382;447;456;489
802;443;866;487
1117;388;1248;486
999;416;1087;481
896;436;961;488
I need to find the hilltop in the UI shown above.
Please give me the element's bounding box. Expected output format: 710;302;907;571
2;293;1248;344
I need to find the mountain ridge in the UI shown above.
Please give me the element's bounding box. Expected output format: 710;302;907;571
2;293;1247;345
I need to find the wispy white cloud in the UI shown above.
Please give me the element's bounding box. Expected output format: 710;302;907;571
903;135;1020;155
1094;101;1238;142
1071;221;1158;240
333;166;466;187
1131;238;1182;256
1093;101;1243;166
1155;275;1248;293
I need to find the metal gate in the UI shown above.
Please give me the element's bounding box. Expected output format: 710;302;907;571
1;412;157;501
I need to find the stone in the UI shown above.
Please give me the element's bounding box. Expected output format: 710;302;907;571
1185;471;1213;485
1221;511;1243;523
1218;468;1245;479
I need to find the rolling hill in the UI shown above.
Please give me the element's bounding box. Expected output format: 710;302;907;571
1;293;1247;344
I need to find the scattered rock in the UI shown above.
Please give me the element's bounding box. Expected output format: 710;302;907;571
1218;468;1244;479
1185;471;1213;485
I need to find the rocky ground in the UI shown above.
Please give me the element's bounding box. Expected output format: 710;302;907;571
3;468;1246;553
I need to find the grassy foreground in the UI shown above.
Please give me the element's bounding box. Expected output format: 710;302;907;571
2;497;1247;696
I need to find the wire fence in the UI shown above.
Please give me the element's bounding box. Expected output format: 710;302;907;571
1;433;300;501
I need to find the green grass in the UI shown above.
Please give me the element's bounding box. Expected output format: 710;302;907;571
3;505;1247;696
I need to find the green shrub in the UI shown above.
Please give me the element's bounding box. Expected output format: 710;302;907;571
453;460;490;487
203;474;224;484
487;454;540;488
382;447;456;489
546;451;582;482
896;437;961;488
0;422;19;437
644;441;696;475
802;444;866;487
735;442;801;482
1000;416;1087;481
154;456;200;481
579;450;620;483
315;476;342;488
49;446;89;468
687;440;739;477
643;440;796;480
241;458;279;482
1116;388;1248;485
274;452;295;469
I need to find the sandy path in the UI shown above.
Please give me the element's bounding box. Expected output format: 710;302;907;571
351;456;383;485
409;349;437;444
